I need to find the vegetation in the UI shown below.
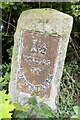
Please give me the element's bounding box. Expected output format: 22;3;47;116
0;90;15;119
1;2;80;119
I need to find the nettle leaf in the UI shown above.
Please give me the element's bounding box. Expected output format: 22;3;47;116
34;104;53;118
34;105;39;113
15;111;27;118
13;6;17;10
1;81;9;86
0;100;15;119
41;105;53;118
0;90;10;102
4;72;10;82
13;103;29;112
29;97;37;105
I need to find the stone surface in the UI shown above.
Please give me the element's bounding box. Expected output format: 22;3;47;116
9;9;73;110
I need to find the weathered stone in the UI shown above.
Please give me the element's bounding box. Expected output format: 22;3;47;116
9;9;73;110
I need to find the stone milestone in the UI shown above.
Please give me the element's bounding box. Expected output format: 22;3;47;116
9;9;73;110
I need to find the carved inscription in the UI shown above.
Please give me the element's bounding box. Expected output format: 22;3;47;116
31;40;47;54
24;56;50;66
17;31;61;94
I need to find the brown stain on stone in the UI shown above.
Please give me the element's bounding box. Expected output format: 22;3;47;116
17;31;61;98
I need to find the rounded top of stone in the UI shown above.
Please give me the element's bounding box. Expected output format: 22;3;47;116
20;8;73;20
15;8;73;37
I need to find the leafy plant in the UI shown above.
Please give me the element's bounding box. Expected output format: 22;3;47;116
0;72;10;90
2;46;13;76
15;111;27;119
28;95;53;118
51;62;80;119
13;102;29;112
7;46;13;60
0;100;15;119
0;90;10;102
0;90;15;120
36;104;53;118
2;63;11;75
13;102;29;119
0;90;29;119
29;96;38;106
